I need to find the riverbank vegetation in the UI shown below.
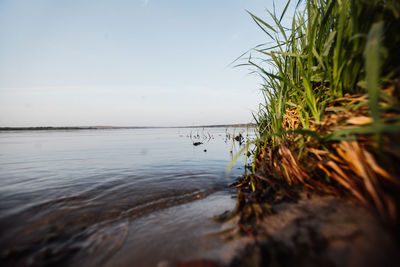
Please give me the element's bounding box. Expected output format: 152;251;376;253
233;0;400;229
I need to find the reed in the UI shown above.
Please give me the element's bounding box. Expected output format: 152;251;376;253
238;0;400;224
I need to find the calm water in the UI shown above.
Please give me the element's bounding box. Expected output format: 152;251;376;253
0;127;251;266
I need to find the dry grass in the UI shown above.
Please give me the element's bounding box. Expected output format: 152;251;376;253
245;86;400;225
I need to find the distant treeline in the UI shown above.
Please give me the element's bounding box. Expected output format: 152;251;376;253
0;124;255;131
0;126;147;131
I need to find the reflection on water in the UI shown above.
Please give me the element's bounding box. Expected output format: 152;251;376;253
0;127;253;266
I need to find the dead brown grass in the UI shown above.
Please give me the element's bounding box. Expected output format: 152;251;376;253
243;85;400;225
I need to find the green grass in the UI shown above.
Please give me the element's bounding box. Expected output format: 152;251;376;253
230;0;400;222
242;0;400;143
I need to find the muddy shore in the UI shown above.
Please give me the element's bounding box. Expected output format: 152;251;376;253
172;192;399;267
229;192;399;267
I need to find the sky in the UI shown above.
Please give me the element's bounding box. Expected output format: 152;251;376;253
0;0;295;127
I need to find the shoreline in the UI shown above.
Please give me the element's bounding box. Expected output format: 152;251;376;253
223;191;399;267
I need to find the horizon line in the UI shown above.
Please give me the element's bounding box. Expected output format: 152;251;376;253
0;123;256;131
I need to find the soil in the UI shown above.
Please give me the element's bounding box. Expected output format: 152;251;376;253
228;192;399;267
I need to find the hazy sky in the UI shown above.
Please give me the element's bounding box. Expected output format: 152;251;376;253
0;0;293;127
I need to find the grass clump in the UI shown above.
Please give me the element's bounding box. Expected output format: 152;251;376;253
236;0;400;226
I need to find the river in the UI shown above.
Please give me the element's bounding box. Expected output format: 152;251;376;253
0;127;252;266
